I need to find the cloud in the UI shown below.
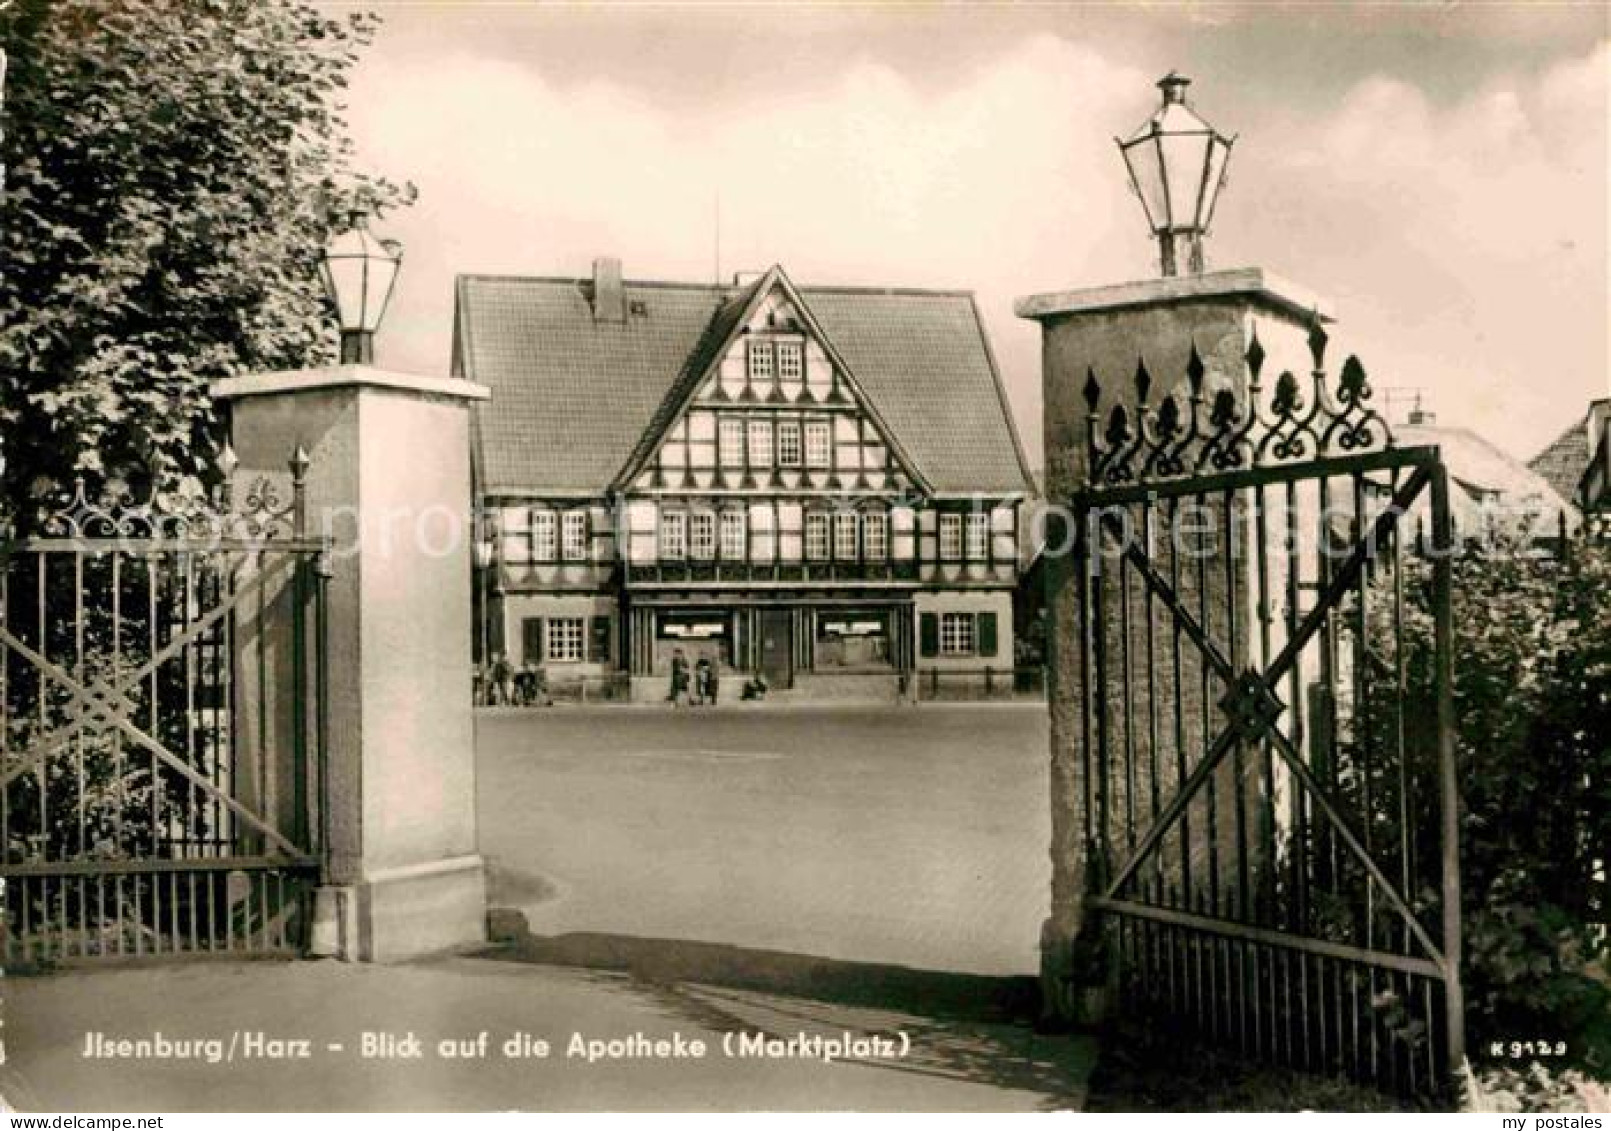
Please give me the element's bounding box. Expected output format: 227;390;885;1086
346;31;1607;469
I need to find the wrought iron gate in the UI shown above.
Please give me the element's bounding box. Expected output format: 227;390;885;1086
1069;326;1462;1096
0;450;328;963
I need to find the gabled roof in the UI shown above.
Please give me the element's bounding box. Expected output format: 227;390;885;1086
614;264;931;493
455;269;1033;497
1528;399;1607;504
1400;422;1578;530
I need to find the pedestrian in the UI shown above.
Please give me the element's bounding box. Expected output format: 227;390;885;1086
705;660;720;706
694;657;711;706
515;660;538;706
490;652;513;706
668;648;689;706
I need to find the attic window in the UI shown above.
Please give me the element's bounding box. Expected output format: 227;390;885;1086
629;299;649;317
747;340;773;382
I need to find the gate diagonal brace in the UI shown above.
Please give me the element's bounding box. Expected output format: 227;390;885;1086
1095;465;1440;962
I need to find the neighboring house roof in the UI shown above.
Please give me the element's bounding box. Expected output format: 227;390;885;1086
454;268;1033;497
1530;417;1593;504
1400;422;1579;532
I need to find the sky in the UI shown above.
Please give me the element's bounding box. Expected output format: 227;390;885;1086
333;1;1610;470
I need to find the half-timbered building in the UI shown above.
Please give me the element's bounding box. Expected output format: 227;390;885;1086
453;259;1033;698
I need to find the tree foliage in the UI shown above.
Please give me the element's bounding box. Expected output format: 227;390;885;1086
1356;533;1611;1076
0;0;412;524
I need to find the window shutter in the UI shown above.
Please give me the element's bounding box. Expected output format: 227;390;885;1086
978;611;999;658
589;616;612;664
919;612;939;658
521;618;545;665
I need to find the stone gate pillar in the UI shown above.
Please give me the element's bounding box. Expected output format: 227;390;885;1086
213;364;491;961
1015;268;1332;1023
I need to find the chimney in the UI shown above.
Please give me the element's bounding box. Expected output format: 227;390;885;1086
1408;396;1436;427
592;257;625;324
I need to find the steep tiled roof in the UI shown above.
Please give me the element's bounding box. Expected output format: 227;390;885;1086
1528;404;1605;504
455;271;1032;497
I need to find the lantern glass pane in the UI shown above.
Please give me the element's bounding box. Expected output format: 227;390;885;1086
1200;136;1231;228
1160;130;1211;229
1122;136;1168;231
360;255;400;332
324;255;369;329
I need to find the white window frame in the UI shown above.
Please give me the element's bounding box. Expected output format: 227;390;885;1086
689;511;716;560
547;616;586;663
747;418;774;467
777;419;802;467
804;420;831;469
805;513;830;562
833;512;858;560
747;340;774;382
561;510;588;561
964;512;989;561
531;510;557;562
940;612;975;657
659;511;687;561
939;513;963;560
718;417;744;468
719;511;747;560
776;340;803;384
862;512;888;560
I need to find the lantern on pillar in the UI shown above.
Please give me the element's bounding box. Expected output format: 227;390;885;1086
1116;73;1235;278
319;210;403;365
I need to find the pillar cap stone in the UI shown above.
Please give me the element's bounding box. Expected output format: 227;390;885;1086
212;364;491;403
1014;266;1333;325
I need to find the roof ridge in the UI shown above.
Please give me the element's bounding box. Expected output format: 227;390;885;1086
454;271;975;299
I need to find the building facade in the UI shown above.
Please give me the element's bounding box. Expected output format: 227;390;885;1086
453;260;1034;698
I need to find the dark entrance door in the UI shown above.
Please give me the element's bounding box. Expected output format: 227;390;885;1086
758;609;792;687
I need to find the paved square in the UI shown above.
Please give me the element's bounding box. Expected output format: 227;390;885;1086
476;703;1051;977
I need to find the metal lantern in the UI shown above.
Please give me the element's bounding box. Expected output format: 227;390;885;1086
318;209;403;365
1116;72;1235;277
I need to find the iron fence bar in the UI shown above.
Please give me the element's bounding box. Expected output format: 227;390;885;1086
1225;486;1250;921
1076;515;1095;870
18;538;329;554
1120;516;1136;854
1167;497;1191;897
0;553;298;792
1197;504;1219;916
1431;461;1466;1072
1100;464;1433;903
1259;718;1445;967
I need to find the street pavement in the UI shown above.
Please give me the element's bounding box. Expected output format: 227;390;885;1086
475;702;1052;978
1;703;1088;1111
